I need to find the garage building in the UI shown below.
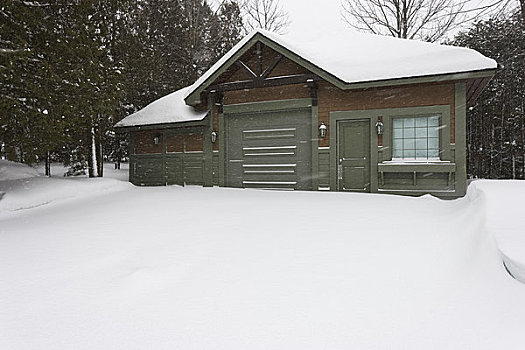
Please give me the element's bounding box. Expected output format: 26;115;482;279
115;29;497;197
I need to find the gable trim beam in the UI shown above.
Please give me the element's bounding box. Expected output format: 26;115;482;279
256;41;263;76
261;54;283;79
235;60;257;78
208;73;318;93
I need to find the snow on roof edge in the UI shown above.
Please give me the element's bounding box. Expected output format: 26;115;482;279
116;86;208;128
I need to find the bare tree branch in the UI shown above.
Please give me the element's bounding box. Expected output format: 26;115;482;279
237;0;290;34
341;0;514;42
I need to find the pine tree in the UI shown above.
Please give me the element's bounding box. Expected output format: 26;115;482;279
453;13;525;179
0;0;66;174
1;0;244;176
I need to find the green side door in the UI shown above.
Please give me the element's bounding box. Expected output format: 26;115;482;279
337;120;371;192
225;109;312;190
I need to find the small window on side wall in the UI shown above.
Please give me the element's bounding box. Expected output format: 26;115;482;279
392;115;440;161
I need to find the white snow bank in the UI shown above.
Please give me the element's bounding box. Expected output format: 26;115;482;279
116;86;208;128
1;183;524;349
0;163;132;219
186;28;497;100
471;180;525;284
0;159;39;181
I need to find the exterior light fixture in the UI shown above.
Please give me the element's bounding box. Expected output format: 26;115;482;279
376;120;384;135
319;122;327;138
153;134;161;145
211;130;217;143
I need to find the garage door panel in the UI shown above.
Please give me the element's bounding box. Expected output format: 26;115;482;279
242;127;297;141
226;109;311;190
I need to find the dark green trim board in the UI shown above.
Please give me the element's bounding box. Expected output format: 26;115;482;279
222;98;312;114
162;127;167;184
129;132;135;183
184;32;496;105
311;104;319;191
454;82;467;197
218;109;226;187
203;96;214;187
115;119;207;132
378;163;456;173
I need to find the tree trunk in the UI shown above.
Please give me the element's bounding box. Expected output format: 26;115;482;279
97;138;103;177
522;100;525;179
45;152;51;177
90;126;98;178
520;0;525;25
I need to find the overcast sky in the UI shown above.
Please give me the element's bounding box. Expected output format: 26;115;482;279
282;0;346;35
278;0;511;39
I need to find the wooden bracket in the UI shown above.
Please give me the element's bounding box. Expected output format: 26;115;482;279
308;80;318;106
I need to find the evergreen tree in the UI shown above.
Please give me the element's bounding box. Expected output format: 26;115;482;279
1;0;244;176
453;13;525;179
0;0;65;174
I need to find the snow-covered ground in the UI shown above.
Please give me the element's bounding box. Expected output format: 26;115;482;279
0;161;130;218
471;180;525;284
1;161;524;349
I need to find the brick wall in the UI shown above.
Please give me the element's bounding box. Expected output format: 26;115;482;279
135;130;163;154
214;44;456;148
135;130;204;154
317;82;455;147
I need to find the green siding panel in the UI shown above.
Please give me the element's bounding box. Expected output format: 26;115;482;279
131;154;165;186
183;153;205;185
131;152;205;187
165;154;184;185
318;148;330;189
212;153;219;186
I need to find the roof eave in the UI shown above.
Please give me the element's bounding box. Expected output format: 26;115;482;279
340;67;497;90
115;118;208;132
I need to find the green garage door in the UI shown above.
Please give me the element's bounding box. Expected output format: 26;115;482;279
225;109;312;190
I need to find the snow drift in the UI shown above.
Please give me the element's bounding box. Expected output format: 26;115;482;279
1;163;524;349
0;159;39;181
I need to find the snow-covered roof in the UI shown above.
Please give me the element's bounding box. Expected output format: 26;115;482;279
118;29;497;128
185;29;497;101
115;86;207;128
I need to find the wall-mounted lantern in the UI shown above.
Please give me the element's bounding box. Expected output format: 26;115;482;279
153;134;161;145
319;122;327;139
211;130;218;143
375;120;384;135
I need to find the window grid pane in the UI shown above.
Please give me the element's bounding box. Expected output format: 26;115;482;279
392;116;440;160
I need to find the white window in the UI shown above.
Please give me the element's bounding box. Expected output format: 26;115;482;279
392;115;440;160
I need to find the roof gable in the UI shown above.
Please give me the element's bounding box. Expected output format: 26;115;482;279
184;29;497;105
184;31;348;105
